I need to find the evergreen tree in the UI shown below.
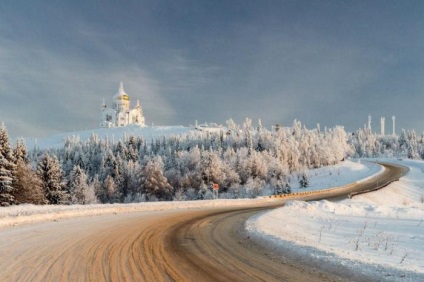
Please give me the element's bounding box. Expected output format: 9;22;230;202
90;174;103;201
245;129;253;155
141;157;173;201
299;172;309;188
99;175;121;203
13;138;28;164
13;161;46;205
36;154;69;204
11;135;45;204
128;146;139;162
124;160;143;197
0;124;16;205
68;165;97;204
0;123;13;161
101;149;121;181
0;155;14;206
0;123;17;186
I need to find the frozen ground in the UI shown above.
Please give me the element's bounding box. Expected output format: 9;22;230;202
247;159;424;281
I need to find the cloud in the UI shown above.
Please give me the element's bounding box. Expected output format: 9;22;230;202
2;1;424;138
0;38;173;138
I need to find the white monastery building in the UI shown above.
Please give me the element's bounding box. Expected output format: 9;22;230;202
100;82;145;128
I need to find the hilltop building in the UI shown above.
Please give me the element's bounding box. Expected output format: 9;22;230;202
100;82;145;128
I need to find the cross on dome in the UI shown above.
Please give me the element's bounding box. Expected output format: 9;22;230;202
113;81;129;100
119;81;125;95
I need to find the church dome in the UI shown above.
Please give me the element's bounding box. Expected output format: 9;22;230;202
113;82;130;101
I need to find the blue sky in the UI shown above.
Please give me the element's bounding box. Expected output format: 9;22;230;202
1;1;424;138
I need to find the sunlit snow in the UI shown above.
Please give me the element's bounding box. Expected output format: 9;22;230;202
247;159;424;280
1;156;422;280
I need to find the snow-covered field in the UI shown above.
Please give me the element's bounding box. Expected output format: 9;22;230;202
247;159;424;281
291;159;382;192
25;125;193;150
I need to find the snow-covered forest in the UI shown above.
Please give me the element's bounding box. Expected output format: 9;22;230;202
0;119;353;205
4;118;424;206
349;126;424;159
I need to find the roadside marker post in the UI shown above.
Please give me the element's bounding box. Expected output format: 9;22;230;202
212;183;219;199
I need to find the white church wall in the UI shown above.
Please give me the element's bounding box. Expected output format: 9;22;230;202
100;108;117;128
100;82;145;128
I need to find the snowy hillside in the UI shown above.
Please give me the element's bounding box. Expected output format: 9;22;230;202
25;126;194;150
290;159;382;192
247;159;424;280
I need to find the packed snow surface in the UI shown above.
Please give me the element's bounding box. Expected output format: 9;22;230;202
247;159;424;280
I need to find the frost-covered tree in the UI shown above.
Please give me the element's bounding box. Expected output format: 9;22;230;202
244;177;265;198
13;161;46;205
100;175;120;203
68;165;97;204
0;124;13;161
36;154;69;204
0;124;17;183
123;160;143;200
24;118;357;202
13;138;28;164
226;118;238;131
0;156;14;206
299;172;309;188
0;124;16;205
141;157;173;201
200;150;225;186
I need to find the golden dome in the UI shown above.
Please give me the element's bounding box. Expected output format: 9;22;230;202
113;82;130;101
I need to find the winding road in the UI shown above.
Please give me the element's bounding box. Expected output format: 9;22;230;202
0;162;408;281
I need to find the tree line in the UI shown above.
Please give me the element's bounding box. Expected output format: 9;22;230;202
349;126;424;159
1;119;354;206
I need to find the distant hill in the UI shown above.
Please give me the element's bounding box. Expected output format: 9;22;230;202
25;126;194;150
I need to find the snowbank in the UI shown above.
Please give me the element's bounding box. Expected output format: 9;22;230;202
247;159;424;280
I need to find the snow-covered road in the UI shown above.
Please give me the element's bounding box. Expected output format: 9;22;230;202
0;162;419;280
